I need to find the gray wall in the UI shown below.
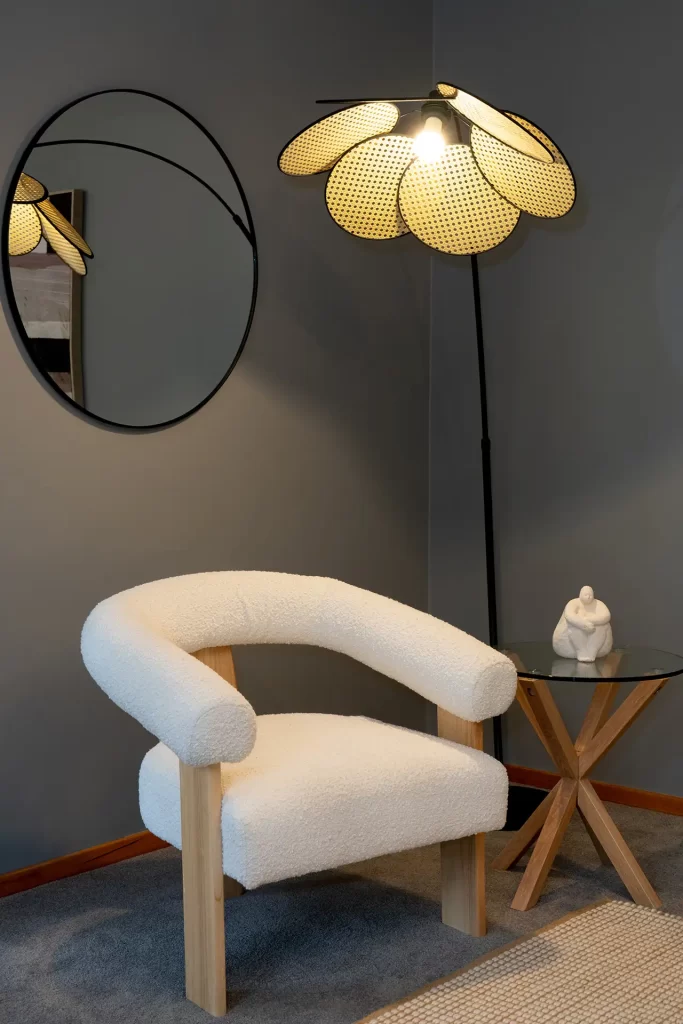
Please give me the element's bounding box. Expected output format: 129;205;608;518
431;0;683;793
0;1;431;873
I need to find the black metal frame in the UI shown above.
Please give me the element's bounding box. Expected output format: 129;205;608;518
316;97;452;104
470;253;503;762
1;88;258;432
34;139;254;245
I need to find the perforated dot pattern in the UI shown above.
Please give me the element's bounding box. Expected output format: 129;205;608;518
366;902;683;1024
436;83;551;163
326;135;413;239
398;145;519;255
472;114;575;218
8;203;41;256
279;103;399;176
37;210;86;275
13;172;47;203
37;198;92;256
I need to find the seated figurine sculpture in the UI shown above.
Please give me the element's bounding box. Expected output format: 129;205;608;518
552;585;613;663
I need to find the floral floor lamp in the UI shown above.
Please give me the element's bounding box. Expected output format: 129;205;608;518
278;82;576;810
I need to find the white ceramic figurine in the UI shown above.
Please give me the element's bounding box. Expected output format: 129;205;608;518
552;586;613;663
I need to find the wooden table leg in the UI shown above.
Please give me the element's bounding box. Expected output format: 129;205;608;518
517;679;578;778
574;682;620;754
491;782;560;871
577;807;611;866
574;681;620;865
577;781;662;908
500;672;667;911
514;681;557;764
578;678;668;777
511;779;578;911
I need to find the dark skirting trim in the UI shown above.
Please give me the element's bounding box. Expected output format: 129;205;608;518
506;764;683;817
0;830;168;898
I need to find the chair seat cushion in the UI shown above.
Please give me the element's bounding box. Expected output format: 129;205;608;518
139;713;508;889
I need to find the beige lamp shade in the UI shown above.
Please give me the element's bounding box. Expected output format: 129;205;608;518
326;135;412;239
279;83;575;255
399;144;520;255
36;198;92;256
7;172;92;274
470;113;575;218
436;82;552;163
278;103;399;176
8;202;42;256
13;172;47;204
36;210;87;275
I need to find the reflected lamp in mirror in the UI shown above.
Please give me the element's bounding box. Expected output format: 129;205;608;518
2;89;257;429
278;82;576;254
9;172;93;275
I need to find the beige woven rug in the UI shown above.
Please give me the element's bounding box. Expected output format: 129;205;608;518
359;901;683;1023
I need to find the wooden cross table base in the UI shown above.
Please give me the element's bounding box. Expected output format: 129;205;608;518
493;668;669;911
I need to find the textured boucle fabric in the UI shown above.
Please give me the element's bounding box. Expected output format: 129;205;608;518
139;713;509;888
82;571;516;766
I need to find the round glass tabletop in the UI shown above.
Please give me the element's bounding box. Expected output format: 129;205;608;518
499;642;683;682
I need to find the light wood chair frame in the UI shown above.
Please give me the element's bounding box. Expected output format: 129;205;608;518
181;646;489;1016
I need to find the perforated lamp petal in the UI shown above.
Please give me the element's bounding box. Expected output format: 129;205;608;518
278;84;575;255
8;172;93;274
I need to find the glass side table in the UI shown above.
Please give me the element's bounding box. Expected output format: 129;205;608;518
494;642;683;911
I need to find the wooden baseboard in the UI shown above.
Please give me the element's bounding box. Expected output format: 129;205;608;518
506;764;683;818
0;830;168;899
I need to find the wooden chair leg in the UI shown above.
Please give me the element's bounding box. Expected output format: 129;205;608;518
437;709;486;936
180;762;227;1017
441;833;486;936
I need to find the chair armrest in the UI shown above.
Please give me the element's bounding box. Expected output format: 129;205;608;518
318;580;518;722
81;600;257;767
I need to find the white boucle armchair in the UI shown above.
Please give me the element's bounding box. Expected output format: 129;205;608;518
81;571;517;1017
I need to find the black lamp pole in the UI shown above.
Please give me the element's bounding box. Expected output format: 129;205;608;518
470;254;504;762
471;258;549;827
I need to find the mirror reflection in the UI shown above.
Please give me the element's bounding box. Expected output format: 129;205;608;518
4;90;256;428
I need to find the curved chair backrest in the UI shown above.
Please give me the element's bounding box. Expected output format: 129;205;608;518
82;571;516;767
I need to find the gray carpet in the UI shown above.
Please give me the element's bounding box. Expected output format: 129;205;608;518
1;803;682;1023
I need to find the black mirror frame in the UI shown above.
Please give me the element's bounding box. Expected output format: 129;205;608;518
0;88;258;432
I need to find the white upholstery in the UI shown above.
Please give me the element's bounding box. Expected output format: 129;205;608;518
82;571;516;890
82;571;517;767
140;713;509;889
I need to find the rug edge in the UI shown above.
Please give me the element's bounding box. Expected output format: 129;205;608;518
355;898;617;1023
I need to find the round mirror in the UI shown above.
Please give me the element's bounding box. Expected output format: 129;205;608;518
2;90;257;428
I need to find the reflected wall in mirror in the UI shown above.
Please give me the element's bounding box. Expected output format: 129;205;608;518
2;90;257;428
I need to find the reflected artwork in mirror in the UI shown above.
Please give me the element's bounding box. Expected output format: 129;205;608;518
2;90;257;429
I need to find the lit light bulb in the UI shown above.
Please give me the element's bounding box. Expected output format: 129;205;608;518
413;115;446;163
